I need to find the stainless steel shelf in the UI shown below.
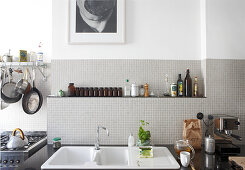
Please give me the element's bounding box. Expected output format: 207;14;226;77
47;96;206;98
0;62;46;67
0;62;47;81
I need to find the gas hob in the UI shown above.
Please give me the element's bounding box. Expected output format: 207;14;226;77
0;131;47;168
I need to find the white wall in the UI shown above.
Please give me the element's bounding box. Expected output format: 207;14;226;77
0;0;52;61
52;0;201;60
206;0;245;59
0;0;52;131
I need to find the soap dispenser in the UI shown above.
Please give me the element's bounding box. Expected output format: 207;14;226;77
128;133;135;147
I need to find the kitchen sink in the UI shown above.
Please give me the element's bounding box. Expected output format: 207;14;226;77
41;146;179;169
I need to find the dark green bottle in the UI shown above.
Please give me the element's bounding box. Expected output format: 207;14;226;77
184;69;192;97
177;74;183;97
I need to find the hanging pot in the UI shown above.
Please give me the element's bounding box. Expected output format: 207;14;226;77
0;68;9;109
15;68;31;94
1;68;22;103
22;68;43;114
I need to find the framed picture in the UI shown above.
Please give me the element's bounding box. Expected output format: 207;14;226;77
69;0;125;44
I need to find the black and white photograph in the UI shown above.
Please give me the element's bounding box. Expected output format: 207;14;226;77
69;0;125;43
76;0;117;33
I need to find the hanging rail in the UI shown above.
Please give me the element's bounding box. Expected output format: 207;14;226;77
0;62;47;81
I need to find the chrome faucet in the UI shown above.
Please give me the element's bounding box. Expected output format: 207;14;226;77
95;126;109;150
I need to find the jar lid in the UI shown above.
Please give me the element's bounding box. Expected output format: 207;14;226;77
69;83;74;86
53;137;61;141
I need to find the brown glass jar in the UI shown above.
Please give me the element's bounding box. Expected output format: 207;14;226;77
113;88;118;97
94;88;99;97
89;88;94;97
108;87;113;97
99;88;104;97
75;87;80;97
104;88;108;97
68;83;75;97
80;88;84;97
118;87;122;97
84;88;89;97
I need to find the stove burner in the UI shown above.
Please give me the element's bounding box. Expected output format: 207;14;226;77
1;132;47;151
1;131;47;168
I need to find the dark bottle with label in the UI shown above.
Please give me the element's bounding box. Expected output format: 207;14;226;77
177;74;183;97
184;69;192;97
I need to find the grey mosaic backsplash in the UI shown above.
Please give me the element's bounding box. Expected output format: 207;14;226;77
47;59;245;145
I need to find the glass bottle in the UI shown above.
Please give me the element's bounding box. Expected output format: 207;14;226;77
68;83;75;97
108;87;113;97
193;77;198;97
139;85;145;97
89;88;94;97
94;87;99;97
118;87;123;97
104;88;108;97
75;87;80;97
99;88;104;97
177;74;183;97
113;88;118;97
184;69;192;97
80;88;84;97
124;79;131;96
84;88;89;97
163;74;170;96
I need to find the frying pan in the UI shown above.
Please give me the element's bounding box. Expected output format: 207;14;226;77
22;68;43;114
1;68;22;103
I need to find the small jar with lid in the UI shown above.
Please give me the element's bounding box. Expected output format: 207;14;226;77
113;88;118;97
118;87;123;97
99;88;104;97
53;137;62;149
68;83;75;97
75;87;80;97
131;83;139;97
108;87;113;97
80;88;84;97
84;88;89;97
104;88;108;97
94;87;99;97
89;88;94;97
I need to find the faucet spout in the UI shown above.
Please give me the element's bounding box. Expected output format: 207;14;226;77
95;126;109;150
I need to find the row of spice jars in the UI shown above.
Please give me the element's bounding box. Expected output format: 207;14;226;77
68;84;123;97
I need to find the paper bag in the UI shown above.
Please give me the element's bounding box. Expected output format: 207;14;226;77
183;119;202;149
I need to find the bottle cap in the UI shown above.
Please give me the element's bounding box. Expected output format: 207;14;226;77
126;79;129;82
53;137;61;141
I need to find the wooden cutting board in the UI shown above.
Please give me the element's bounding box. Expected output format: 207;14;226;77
229;157;245;168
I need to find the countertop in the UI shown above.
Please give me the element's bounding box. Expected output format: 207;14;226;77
15;144;245;170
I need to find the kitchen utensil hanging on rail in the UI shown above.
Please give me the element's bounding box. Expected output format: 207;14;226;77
0;68;9;109
15;68;31;94
22;68;43;114
1;68;22;103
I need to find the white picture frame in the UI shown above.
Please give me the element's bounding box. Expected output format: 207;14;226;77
69;0;125;44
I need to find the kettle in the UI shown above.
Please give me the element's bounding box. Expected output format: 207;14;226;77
6;128;28;149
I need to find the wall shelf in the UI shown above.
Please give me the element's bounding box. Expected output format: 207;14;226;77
0;62;47;81
48;96;206;99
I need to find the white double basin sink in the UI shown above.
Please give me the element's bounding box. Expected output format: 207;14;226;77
41;146;180;169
